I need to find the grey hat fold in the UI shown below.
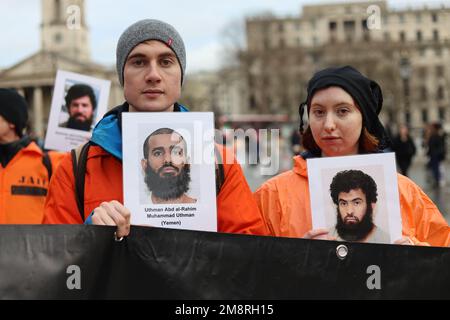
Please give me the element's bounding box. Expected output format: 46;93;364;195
116;19;186;86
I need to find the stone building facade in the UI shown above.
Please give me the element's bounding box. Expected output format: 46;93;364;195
243;0;450;133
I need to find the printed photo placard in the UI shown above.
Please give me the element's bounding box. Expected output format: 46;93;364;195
122;112;217;232
44;70;110;151
307;153;402;244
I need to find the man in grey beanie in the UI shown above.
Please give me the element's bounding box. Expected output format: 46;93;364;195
44;20;268;238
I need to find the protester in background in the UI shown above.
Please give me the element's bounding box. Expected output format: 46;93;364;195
43;19;268;237
254;66;449;247
0;88;64;223
426;122;446;188
391;124;416;176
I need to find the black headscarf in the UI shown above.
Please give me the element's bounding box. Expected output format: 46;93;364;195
299;66;391;151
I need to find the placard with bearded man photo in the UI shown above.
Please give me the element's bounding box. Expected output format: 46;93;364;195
122;112;217;232
44;70;110;151
307;153;402;244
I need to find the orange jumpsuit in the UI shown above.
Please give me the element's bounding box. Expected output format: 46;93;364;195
0;141;64;223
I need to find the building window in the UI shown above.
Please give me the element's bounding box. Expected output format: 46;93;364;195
278;23;284;32
437;86;445;100
416;13;422;23
416;31;422;42
362;19;368;31
399;13;405;24
279;38;285;48
54;0;61;23
418;67;427;78
344;20;356;32
421;109;428;123
433;30;439;41
249;95;256;110
384;32;390;41
312;36;318;46
420;86;428;101
419;48;426;57
435;47;442;56
388;110;395;123
438;107;446;120
432;13;438;23
310;19;316;29
436;65;444;78
400;31;406;42
405;112;411;125
329;21;337;31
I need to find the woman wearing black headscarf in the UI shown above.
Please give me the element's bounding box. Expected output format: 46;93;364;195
254;66;449;247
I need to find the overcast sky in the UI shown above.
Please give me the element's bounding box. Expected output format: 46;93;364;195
1;0;449;74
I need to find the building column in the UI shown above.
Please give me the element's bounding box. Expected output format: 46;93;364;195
33;86;44;138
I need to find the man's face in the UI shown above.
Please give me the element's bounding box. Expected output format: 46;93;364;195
123;40;182;113
68;95;94;122
335;188;376;241
141;133;191;201
0;114;16;142
144;133;186;177
337;188;369;225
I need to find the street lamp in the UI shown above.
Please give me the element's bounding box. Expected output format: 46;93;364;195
399;57;412;126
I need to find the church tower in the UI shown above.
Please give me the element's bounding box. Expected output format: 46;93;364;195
40;0;90;61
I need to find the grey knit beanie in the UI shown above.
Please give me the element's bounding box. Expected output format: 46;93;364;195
116;19;186;86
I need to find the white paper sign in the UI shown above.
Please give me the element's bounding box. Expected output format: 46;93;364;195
44;70;110;151
122;112;217;232
307;153;402;244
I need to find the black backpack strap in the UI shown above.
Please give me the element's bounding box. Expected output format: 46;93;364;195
42;152;52;181
71;142;91;222
214;146;225;195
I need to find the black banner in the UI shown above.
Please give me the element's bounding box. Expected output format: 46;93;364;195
0;225;449;299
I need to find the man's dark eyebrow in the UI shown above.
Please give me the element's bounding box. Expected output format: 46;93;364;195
339;197;363;202
160;52;176;59
127;53;146;61
151;146;164;153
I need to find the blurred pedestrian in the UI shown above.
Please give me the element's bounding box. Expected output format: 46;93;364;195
426;122;446;188
391;124;416;176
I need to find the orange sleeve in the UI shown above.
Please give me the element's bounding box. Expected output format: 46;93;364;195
216;146;269;236
253;183;282;237
398;175;450;247
42;153;84;224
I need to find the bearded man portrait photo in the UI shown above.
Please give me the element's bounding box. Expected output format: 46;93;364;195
329;169;390;243
141;127;197;204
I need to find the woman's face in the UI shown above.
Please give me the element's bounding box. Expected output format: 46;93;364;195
309;86;363;157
